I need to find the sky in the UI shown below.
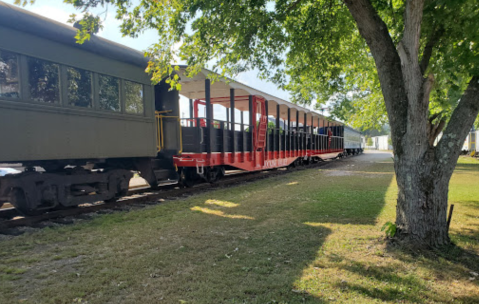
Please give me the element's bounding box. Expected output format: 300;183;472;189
12;0;329;120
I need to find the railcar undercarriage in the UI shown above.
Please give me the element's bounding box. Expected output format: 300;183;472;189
0;167;132;215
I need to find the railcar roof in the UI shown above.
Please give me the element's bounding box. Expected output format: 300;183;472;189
176;66;343;127
0;1;148;68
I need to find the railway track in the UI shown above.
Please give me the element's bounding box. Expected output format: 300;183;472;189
0;158;338;232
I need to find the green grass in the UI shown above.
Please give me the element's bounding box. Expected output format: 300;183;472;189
0;153;478;303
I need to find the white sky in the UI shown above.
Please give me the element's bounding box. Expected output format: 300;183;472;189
13;0;329;121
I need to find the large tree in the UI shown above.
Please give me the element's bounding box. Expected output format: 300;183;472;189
41;0;479;248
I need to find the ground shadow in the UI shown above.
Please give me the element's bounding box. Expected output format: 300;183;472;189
153;152;395;303
6;151;474;303
328;255;479;303
300;152;395;226
453;163;479;172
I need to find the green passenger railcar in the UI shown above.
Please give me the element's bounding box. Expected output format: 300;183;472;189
0;2;181;214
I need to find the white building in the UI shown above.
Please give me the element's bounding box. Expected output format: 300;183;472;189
366;135;393;150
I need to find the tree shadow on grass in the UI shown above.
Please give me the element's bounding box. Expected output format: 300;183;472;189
453;163;479;172
328;255;479;303
174;153;395;303
145;213;334;304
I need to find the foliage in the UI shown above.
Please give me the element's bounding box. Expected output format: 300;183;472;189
27;0;477;132
381;221;397;238
361;125;390;137
245;121;283;134
367;137;373;147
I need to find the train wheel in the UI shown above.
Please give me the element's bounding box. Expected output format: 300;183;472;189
179;168;198;188
287;160;296;170
10;188;44;216
105;173;130;203
205;166;224;184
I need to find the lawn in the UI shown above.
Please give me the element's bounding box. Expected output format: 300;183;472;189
0;151;478;303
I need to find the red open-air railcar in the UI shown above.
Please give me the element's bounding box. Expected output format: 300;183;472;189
172;69;346;185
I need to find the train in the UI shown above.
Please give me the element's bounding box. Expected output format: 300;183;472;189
0;2;362;215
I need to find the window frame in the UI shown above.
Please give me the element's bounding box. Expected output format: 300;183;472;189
63;65;94;109
26;55;62;105
123;79;145;116
0;49;22;102
97;73;121;113
0;48;147;117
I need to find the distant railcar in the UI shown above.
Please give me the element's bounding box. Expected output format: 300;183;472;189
0;2;361;215
344;126;363;155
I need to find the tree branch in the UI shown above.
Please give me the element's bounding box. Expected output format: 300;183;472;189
396;0;426;113
428;118;446;146
399;0;425;63
286;0;304;13
428;116;446;146
343;0;408;155
436;76;479;173
419;27;444;75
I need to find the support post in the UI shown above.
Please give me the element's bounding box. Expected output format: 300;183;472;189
296;110;299;153
241;111;245;158
189;98;194;127
205;79;213;154
318;117;320;152
230;89;236;159
304;113;307;153
323;118;326;151
221;121;226;155
265;99;269;155
310;114;316;150
327;120;330;151
287;108;291;156
277;105;281;155
249;95;254;155
226;108;230;130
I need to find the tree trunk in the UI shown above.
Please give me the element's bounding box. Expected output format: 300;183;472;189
394;153;451;247
344;0;479;248
393;75;479;247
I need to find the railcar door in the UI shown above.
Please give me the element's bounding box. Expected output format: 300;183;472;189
154;80;182;157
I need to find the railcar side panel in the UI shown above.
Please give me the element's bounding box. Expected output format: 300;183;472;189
344;126;362;149
0;105;156;162
0;26;157;163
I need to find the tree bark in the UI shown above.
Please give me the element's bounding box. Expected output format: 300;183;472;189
396;76;479;247
394;158;450;246
344;0;479;247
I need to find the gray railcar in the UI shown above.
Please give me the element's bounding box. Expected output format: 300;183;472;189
0;2;180;214
343;126;362;155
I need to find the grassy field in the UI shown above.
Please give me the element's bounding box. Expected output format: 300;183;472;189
0;151;478;303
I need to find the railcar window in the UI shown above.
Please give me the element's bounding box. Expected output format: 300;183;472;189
67;67;92;107
98;74;120;112
28;57;60;103
0;50;20;99
124;81;143;114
